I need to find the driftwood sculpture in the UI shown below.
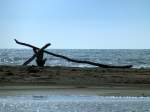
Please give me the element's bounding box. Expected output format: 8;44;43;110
15;39;132;68
33;47;47;67
23;43;50;66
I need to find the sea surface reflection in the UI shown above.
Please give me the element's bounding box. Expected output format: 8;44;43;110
0;95;150;112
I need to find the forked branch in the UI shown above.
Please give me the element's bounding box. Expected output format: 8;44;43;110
15;39;132;68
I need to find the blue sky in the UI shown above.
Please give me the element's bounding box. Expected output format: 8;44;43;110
0;0;150;49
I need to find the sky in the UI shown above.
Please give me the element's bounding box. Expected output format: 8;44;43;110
0;0;150;49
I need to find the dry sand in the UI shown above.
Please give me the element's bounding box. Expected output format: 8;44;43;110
0;65;150;96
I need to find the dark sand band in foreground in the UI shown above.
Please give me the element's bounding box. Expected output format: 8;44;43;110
0;65;150;85
0;65;150;96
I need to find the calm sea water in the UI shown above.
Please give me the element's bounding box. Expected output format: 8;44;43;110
0;49;150;68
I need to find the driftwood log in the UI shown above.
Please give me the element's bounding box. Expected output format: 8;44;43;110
15;39;132;68
23;43;50;66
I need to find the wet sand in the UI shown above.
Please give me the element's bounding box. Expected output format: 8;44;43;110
0;65;150;96
0;85;150;96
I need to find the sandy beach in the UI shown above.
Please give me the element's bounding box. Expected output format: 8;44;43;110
0;65;150;85
0;65;150;96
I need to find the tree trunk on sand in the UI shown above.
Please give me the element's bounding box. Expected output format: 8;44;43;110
15;39;132;68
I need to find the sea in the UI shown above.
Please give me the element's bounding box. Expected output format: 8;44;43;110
0;95;150;112
1;49;150;112
0;49;150;68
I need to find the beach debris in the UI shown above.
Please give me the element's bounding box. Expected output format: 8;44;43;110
15;39;132;68
14;39;50;66
23;43;50;66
